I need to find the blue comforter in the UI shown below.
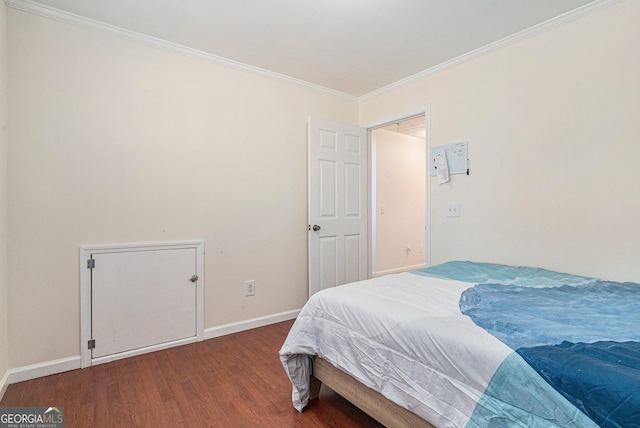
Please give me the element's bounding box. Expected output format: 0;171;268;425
459;277;640;427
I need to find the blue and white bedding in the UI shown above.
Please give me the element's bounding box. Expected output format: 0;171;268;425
279;261;640;427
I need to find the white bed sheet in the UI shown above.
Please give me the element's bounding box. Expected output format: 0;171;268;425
279;273;513;427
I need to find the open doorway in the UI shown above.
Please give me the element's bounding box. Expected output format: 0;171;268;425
370;113;428;277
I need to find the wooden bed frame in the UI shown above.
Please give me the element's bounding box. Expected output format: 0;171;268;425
310;357;435;428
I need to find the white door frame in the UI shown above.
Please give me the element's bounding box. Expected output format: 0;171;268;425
364;105;432;276
79;240;205;367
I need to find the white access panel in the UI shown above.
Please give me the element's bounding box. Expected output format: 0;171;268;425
90;248;197;359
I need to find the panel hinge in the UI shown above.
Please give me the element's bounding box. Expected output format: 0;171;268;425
88;339;96;350
87;259;95;269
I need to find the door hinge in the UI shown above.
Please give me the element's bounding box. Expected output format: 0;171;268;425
88;339;96;350
87;259;95;269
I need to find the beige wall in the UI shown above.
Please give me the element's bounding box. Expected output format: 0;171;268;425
0;0;9;390
5;0;640;373
373;128;425;275
360;0;640;282
7;9;357;367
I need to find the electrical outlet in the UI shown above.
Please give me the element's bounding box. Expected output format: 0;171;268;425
447;204;460;217
245;280;256;297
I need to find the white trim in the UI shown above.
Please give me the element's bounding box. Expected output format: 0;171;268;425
5;0;357;102
362;106;430;130
89;337;197;366
373;264;428;278
0;310;299;387
6;356;81;385
204;309;300;340
79;240;205;368
79;240;204;253
369;129;376;279
365;105;432;272
0;370;8;400
6;0;621;103
424;107;433;268
358;0;623;101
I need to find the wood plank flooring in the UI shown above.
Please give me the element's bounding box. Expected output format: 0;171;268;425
1;320;384;427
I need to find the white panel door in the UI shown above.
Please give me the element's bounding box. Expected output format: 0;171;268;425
309;117;368;296
91;248;197;359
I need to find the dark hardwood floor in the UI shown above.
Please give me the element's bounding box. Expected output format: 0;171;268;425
1;320;384;427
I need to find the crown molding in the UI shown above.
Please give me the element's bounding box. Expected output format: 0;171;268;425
358;0;624;102
6;0;623;103
5;0;358;102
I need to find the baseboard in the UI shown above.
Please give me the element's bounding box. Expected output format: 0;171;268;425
89;337;198;367
2;310;301;389
373;264;426;277
204;309;300;340
0;369;8;401
7;356;81;385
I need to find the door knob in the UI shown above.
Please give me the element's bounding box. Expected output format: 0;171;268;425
190;275;198;283
312;225;321;231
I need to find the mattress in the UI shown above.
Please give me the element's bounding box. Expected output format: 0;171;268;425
279;261;640;427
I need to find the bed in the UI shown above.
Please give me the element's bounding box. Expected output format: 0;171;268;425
279;261;640;427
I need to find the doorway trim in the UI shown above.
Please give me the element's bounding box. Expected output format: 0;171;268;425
364;105;432;277
79;240;205;368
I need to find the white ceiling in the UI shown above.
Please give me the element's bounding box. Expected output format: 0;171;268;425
10;0;607;97
381;115;427;139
